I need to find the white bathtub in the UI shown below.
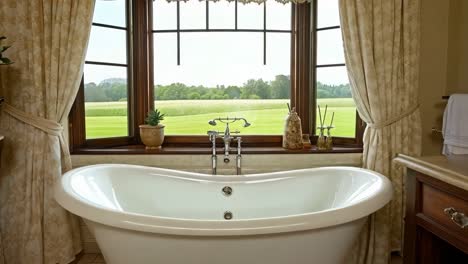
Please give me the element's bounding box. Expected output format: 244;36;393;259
55;164;392;264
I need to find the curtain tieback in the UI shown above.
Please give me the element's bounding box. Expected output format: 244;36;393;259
2;103;63;136
367;104;419;129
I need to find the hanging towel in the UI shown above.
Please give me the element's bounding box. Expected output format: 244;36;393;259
442;94;468;155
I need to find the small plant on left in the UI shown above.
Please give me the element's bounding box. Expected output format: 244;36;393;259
0;36;13;65
145;109;165;126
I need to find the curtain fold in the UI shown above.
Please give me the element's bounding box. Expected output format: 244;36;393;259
0;1;95;263
338;0;421;263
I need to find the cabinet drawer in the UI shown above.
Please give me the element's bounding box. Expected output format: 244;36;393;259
421;184;468;240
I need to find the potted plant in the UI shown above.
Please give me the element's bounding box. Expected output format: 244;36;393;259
0;36;13;65
140;109;166;149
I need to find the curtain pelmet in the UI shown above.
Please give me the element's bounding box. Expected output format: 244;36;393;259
166;0;312;4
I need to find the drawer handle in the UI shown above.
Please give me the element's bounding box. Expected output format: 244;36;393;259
444;207;468;229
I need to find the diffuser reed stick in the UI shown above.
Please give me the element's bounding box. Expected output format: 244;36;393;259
318;105;323;128
322;105;328;128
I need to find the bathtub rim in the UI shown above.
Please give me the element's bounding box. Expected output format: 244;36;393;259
55;164;393;236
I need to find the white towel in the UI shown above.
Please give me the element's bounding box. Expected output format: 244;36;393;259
442;94;468;155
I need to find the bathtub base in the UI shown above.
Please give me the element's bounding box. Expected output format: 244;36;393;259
86;218;366;264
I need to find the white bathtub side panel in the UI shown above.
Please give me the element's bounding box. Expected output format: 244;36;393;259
72;153;362;253
86;218;366;264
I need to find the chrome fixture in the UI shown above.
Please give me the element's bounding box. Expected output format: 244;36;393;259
236;137;242;175
208;117;251;128
208;130;218;175
224;211;233;220
222;186;233;196
207;117;250;175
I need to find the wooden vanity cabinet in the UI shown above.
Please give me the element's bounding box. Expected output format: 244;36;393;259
404;169;468;264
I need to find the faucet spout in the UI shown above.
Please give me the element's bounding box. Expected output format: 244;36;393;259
224;139;231;163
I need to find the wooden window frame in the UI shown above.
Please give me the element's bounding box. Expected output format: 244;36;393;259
69;0;364;153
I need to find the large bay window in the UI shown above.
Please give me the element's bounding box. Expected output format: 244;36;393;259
69;0;363;153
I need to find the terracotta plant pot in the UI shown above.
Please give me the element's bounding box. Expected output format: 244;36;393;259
139;124;165;149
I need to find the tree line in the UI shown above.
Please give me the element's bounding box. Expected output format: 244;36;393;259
84;75;352;102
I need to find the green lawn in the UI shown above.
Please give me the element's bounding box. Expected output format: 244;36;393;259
85;99;357;139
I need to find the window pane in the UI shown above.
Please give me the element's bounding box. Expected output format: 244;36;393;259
317;0;340;28
153;0;177;30
266;33;291;74
93;0;126;27
238;2;263;29
266;1;291;30
153;32;291;135
209;1;235;29
316;66;355;137
84;64;129;139
180;0;206;29
316;29;345;65
87;26;127;64
153;33;178;77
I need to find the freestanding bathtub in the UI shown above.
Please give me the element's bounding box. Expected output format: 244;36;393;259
55;164;392;264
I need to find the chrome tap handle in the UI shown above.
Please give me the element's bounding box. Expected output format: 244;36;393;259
236;137;242;155
211;154;217;175
207;130;219;137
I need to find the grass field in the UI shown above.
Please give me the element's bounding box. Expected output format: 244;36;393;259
85;99;357;139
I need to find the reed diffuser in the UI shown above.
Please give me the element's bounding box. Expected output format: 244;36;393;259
317;105;327;150
317;105;336;150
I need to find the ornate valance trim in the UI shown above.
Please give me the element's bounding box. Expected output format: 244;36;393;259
166;0;312;4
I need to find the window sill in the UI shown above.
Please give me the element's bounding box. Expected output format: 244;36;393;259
71;144;363;155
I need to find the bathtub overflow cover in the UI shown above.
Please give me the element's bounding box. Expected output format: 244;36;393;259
224;211;233;220
222;186;233;196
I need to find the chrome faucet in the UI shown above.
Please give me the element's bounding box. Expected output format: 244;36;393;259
207;117;250;175
236;137;242;175
207;130;218;175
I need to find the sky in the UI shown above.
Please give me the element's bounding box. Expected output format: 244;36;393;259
84;0;350;87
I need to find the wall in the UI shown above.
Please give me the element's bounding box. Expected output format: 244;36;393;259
419;0;450;155
447;0;468;95
72;153;362;253
419;0;468;155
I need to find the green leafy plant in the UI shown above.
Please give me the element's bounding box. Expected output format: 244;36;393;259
0;36;13;65
145;109;165;126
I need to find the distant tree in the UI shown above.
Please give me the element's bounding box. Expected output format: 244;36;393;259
270;75;290;99
225;86;241;99
85;76;353;102
188;92;200;99
84;82;109;102
241;79;271;99
317;89;333;98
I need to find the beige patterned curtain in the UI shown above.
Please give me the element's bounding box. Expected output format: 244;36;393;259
339;0;421;263
0;1;94;263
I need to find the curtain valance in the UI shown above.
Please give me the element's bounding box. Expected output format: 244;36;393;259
166;0;312;4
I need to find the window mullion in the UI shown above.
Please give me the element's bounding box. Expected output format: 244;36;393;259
235;0;238;30
131;0;153;143
177;0;181;66
293;3;312;135
206;0;209;30
263;2;266;65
